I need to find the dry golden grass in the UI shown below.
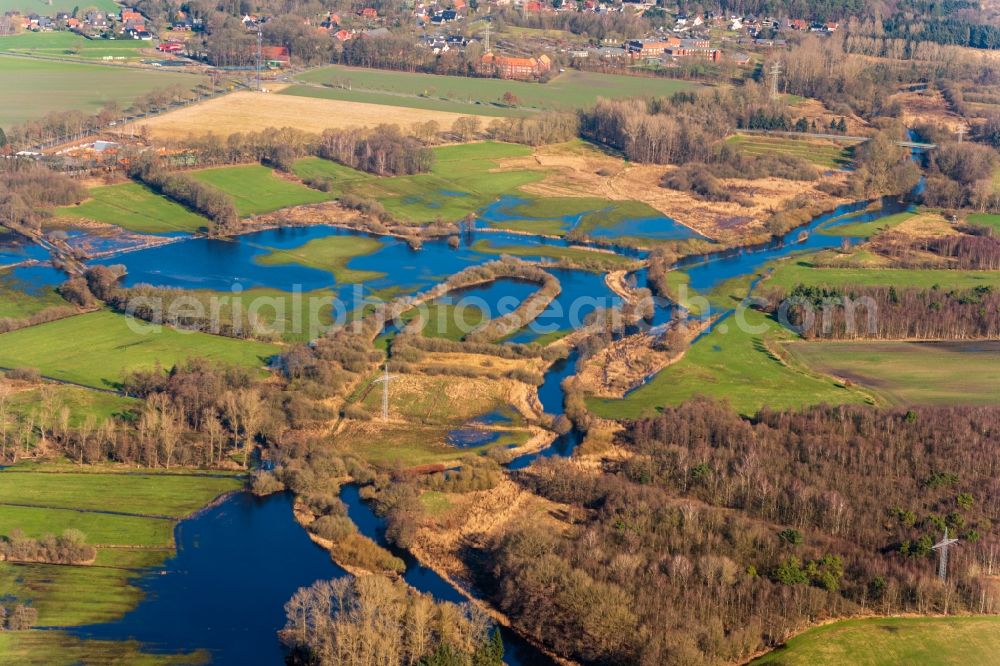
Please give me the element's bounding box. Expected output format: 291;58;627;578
789;97;870;136
128;91;486;140
893;211;959;238
497;141;851;240
888;89;969;133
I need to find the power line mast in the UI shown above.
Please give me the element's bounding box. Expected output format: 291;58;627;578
769;60;781;99
372;363;398;422
932;528;960;581
255;26;262;92
483;22;491;53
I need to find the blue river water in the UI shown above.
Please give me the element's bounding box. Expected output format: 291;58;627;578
2;165;923;664
338;485;555;666
68;492;347;665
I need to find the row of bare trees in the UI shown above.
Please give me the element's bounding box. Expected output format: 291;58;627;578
282;575;503;666
486;399;1000;665
765;283;1000;340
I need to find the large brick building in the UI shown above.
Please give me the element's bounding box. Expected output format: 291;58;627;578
477;53;552;80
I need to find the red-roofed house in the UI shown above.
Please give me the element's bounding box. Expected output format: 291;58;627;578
359;7;378;18
333;29;352;41
477;52;551;80
261;45;291;66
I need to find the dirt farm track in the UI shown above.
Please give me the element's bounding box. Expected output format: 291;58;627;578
127;89;487;139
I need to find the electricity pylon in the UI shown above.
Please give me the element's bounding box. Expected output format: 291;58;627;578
372;363;398;422
932;527;960;581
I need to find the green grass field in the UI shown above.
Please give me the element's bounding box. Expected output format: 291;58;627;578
0;31;146;61
358;375;516;423
291;67;699;113
0;631;206;665
783;340;1000;406
0;630;210;666
0;465;241;628
587;308;869;418
0;0;118;14
0;55;206;128
0;468;240;517
820;210;916;238
6;383;139;426
340;422;525;467
339;141;541;223
56;182;210;234
725;134;856;169
470;239;639;271
753;616;1000;665
281;83;525;118
0;310;278;388
0;270;69;320
189;165;331;216
256;235;385;283
762;258;1000;292
291;156;374;185
967;212;1000;234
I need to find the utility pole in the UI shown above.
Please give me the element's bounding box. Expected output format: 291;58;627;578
769;60;782;99
955;127;965;144
255;27;262;92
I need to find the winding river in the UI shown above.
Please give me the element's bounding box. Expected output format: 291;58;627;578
4;163;924;663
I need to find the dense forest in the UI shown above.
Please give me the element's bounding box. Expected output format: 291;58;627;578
488;400;1000;665
767;283;1000;340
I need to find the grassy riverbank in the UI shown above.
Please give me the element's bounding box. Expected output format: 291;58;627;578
0;464;239;662
0;271;69;321
55;183;210;235
190;165;331;216
0;310;278;388
587;308;869;417
753;616;1000;665
256;234;386;283
470;239;639;271
783;340;1000;406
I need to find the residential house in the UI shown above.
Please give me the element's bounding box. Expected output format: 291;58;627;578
261;45;290;66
